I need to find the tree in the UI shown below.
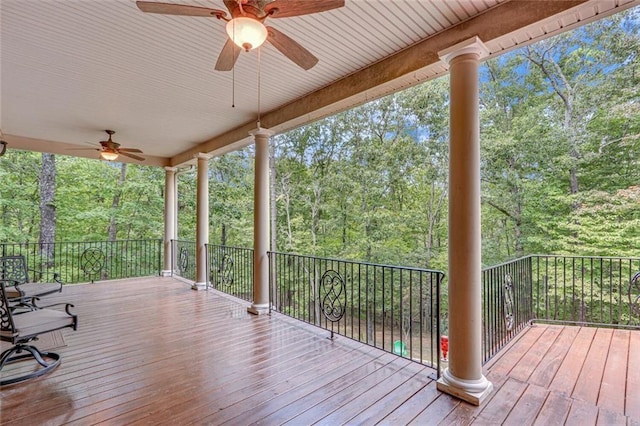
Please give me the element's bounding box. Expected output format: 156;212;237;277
39;153;56;263
107;163;127;241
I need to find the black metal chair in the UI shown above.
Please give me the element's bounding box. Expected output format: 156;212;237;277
0;279;77;386
0;255;63;304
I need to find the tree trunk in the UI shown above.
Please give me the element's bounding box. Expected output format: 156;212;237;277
107;163;127;242
341;200;348;250
221;222;227;246
39;153;56;265
279;173;294;249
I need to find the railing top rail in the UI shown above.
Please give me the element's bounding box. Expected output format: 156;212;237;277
483;254;640;272
268;250;445;276
482;256;533;272
206;244;254;251
529;254;640;262
1;239;162;245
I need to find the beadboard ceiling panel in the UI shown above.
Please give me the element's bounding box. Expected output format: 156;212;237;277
1;0;637;166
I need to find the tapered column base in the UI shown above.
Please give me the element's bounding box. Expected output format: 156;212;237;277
247;304;269;315
437;368;493;406
161;270;173;277
191;282;207;291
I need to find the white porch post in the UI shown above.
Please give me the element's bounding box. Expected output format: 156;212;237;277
193;153;211;291
436;36;493;405
248;128;273;315
162;166;177;276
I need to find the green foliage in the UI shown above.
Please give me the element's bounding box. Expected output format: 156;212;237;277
1;154;165;243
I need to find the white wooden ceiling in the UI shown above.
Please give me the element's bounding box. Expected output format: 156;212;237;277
1;0;638;166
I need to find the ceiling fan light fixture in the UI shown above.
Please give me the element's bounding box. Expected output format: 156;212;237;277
226;17;267;51
100;151;119;161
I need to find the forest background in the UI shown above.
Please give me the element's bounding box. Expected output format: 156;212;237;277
1;8;639;272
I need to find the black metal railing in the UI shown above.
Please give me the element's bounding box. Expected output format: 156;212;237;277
173;239;196;281
0;240;162;284
482;254;640;363
269;251;444;372
481;256;534;363
531;255;640;327
207;244;253;301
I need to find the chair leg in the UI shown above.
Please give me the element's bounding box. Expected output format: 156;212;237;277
0;344;61;386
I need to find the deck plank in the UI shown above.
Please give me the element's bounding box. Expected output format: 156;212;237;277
598;329;630;414
376;379;443;424
407;392;460;425
548;326;597;396
188;348;390;424
278;355;412;425
596;407;629;426
627;330;640;419
509;325;562;383
533;391;572;425
232;351;397;425
485;325;547;384
318;361;431;424
474;377;528;424
565;398;598;426
502;382;548;426
572;328;614;404
528;325;580;388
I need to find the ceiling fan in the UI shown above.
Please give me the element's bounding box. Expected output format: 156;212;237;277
136;0;345;71
71;130;145;162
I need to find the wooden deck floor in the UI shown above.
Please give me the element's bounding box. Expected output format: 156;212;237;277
1;277;638;425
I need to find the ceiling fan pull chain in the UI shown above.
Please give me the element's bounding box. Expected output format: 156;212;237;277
232;18;236;108
257;45;262;129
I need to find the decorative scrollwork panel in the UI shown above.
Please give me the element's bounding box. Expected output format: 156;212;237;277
179;247;189;274
631;271;640;325
319;269;346;323
218;254;234;287
504;273;515;331
81;248;105;275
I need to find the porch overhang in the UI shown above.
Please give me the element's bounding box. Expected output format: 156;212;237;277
2;0;638;166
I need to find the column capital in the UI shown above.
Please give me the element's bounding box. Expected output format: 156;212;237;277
194;152;213;161
438;36;489;65
164;166;178;173
249;127;275;138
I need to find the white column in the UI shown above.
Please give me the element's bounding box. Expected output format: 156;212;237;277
436;37;493;405
248;128;274;315
162;166;177;276
193;153;211;291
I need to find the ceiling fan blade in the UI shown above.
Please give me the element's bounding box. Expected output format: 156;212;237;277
119;148;144;153
265;0;344;18
136;1;227;18
66;147;99;151
119;151;146;161
266;26;318;70
215;38;242;71
223;0;237;15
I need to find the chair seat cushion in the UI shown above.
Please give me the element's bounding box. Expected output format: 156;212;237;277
6;309;75;341
5;282;62;299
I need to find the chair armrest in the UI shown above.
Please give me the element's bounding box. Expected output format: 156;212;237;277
27;268;64;284
1;278;21;287
31;298;75;313
30;299;78;330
